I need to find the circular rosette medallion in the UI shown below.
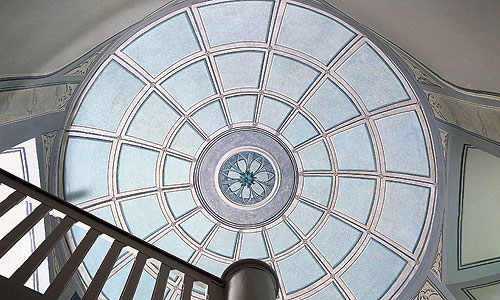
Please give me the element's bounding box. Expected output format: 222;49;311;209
219;150;276;206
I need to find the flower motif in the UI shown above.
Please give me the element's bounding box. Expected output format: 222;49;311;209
219;151;275;205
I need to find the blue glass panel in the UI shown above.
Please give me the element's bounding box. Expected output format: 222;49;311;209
298;141;331;171
330;125;375;171
118;145;158;192
289;201;323;235
120;195;168;239
341;240;406;300
89;206;114;225
199;1;273;46
123;12;201;77
165;190;197;219
163;156;191;185
154;231;194;261
215;51;264;91
102;261;133;300
160;60;215;110
259;97;292;130
312;216;361;267
227;95;256;123
73;60;145;131
170;123;204;156
196;256;229;277
277;4;354;64
267;55;319;101
305;79;360;130
375;111;429;176
335;177;376;224
127;92;180;144
239;232;268;259
278;247;326;293
376;181;429;251
179;212;214;243
302;176;332;206
337;44;409;111
83;236;111;277
305;284;344;300
282;113;319;146
207;227;237;258
133;270;155;300
267;222;300;255
64;137;111;204
192;101;226;135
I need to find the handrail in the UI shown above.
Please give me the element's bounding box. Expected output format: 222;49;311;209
0;168;225;300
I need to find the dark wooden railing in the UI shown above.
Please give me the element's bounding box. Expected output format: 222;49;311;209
0;168;225;300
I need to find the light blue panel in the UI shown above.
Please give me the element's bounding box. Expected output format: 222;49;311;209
165;190;197;219
335;177;376;224
239;232;268;259
341;240;406;300
305;79;360;130
330;125;375;171
163;156;191;185
267;55;319;101
282;113;319;146
192;101;226;135
207;227;237;258
160;60;215;110
305;284;344;300
127;92;180;144
376;181;429;251
120;195;168;239
289;201;323;235
89;206;115;225
83;236;111;277
259;97;292;130
301;176;332;206
267;222;300;255
73;60;145;131
215;51;264;91
64;137;111;204
123;12;201;77
133;271;155;300
154;231;194;261
227;95;256;123
102;261;133;300
71;225;87;245
278;247;326;293
337;44;409;111
199;1;273;46
179;212;214;243
196;256;229;277
298;141;331;171
277;4;354;64
117;145;158;192
312;216;361;267
375;111;430;176
170;123;204;156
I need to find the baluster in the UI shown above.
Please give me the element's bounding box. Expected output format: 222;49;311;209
181;275;194;300
44;229;100;299
82;240;124;300
0;204;50;258
151;263;171;300
0;191;26;218
10;217;76;284
151;263;170;300
119;252;148;300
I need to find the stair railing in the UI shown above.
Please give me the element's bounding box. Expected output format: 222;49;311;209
0;168;225;300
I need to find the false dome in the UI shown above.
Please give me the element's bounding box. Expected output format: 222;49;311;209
60;1;440;299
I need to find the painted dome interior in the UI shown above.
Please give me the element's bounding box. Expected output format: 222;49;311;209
60;0;438;299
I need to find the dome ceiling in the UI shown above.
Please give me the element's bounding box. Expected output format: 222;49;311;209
60;0;439;299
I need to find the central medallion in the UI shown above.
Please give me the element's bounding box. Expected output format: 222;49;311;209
219;151;276;206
